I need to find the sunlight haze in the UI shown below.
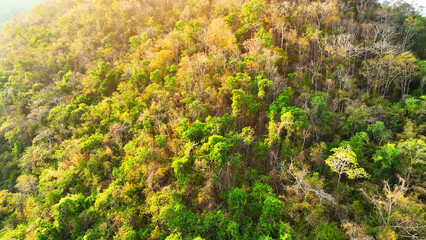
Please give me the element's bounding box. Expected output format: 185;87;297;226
0;0;44;27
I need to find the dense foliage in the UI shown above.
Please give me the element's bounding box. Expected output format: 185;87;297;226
0;0;425;239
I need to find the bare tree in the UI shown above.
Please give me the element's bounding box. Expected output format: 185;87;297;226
361;176;426;239
281;160;336;205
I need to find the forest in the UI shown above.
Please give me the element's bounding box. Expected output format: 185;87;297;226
0;0;425;239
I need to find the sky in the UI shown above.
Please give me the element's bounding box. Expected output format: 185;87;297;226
0;0;44;28
404;0;426;14
382;0;426;15
411;0;426;9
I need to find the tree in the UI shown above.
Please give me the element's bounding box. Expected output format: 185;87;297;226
361;177;425;239
84;62;122;98
258;196;282;237
231;89;261;121
202;210;228;240
206;18;238;55
15;174;38;194
373;143;399;169
311;222;345;240
394;52;419;95
165;233;182;240
160;202;197;236
342;221;374;240
367;121;391;145
227;188;247;221
0;190;14;221
362;51;419;97
309;94;332;127
239;0;266;35
284;168;336;204
361;54;399;97
325;146;369;190
397;138;425;184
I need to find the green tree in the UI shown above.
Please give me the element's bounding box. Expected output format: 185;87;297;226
367;121;391;145
373;143;400;169
258;196;283;237
227;188;247;221
239;0;266;33
161;203;198;235
311;222;345;240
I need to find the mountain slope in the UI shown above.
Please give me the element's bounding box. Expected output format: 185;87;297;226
0;0;424;239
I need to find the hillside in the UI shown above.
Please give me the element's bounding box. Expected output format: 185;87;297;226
0;0;424;239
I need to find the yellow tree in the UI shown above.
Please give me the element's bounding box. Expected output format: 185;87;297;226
325;146;369;190
207;18;238;56
393;52;419;96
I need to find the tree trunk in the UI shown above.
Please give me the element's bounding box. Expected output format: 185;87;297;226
337;174;341;191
